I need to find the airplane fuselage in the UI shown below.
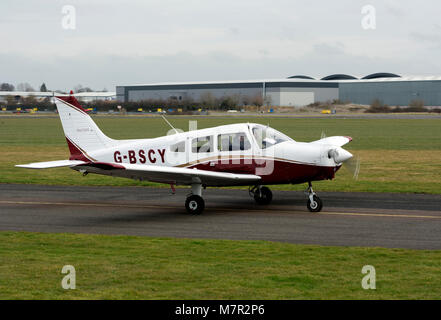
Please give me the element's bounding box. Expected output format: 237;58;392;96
73;123;340;186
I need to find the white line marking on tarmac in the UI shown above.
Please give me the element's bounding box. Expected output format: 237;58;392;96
1;200;440;220
318;211;441;220
0;200;176;210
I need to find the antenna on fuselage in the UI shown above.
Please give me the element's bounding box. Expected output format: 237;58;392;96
161;114;180;135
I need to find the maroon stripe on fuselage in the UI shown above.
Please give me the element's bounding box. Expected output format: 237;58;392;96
65;137;90;162
190;159;340;184
76;162;125;170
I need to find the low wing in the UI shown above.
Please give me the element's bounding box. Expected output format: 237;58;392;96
73;162;262;187
311;136;353;147
15;160;86;169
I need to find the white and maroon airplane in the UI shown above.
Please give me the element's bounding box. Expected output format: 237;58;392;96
17;94;355;215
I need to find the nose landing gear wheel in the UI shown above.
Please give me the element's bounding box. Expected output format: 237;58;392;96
306;182;323;213
185;195;205;215
307;195;323;213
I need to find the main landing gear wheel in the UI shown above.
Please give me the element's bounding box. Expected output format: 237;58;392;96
251;186;273;205
306;182;323;213
185;195;205;215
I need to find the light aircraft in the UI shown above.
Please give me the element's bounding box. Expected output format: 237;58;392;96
16;94;357;215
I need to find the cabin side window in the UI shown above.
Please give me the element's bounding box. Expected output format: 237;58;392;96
170;141;185;153
218;132;251;151
192;136;213;153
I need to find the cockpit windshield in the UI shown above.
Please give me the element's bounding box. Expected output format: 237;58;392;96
252;125;293;149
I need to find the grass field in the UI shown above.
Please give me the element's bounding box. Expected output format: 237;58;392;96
0;232;440;300
0;116;440;193
1;116;441;300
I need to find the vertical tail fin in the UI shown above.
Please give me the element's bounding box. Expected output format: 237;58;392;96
55;93;115;161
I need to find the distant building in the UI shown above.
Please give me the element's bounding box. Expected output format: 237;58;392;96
0;91;116;104
339;75;441;107
116;73;441;107
116;79;338;107
72;92;116;103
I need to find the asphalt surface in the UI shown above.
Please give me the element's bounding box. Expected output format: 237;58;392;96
0;184;440;250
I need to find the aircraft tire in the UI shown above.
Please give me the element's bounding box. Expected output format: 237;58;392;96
307;195;323;213
185;195;205;215
254;187;273;205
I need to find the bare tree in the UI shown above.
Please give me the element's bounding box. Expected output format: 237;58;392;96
409;99;425;109
16;83;35;92
251;94;263;107
200;92;217;109
73;84;83;93
73;85;93;93
21;96;38;106
242;95;251;106
0;83;15;91
219;96;239;110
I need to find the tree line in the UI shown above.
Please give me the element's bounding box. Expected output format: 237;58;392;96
1;88;266;112
0;82;107;93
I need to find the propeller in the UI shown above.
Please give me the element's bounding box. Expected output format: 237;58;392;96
343;155;361;180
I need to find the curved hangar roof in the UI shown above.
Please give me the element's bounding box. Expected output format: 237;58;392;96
287;75;316;80
320;73;401;81
362;73;401;80
321;74;358;81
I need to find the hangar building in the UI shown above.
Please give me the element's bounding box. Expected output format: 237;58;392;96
116;73;441;107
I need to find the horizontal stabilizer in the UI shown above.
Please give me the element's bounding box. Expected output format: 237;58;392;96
15;160;86;169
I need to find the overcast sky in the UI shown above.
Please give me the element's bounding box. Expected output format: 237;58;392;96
1;0;441;91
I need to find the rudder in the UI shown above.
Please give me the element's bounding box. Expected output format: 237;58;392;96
55;94;116;161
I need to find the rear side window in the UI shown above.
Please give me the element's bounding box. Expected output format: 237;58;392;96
170;141;185;153
218;132;251;151
192;136;213;153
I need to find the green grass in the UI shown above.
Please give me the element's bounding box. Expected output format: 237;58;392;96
1;117;440;193
1;117;440;300
0;232;440;300
1;117;441;150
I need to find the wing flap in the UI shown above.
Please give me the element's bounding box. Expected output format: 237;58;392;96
74;162;261;187
15;160;86;169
